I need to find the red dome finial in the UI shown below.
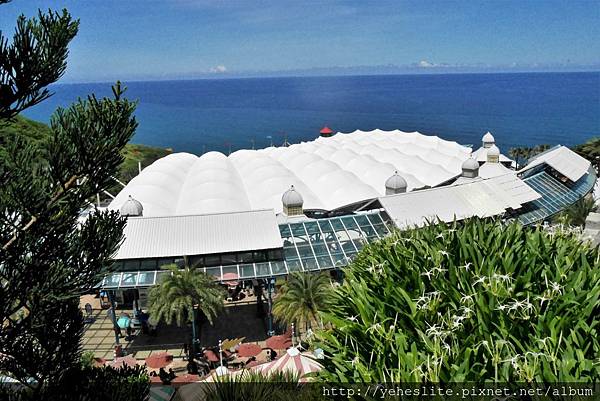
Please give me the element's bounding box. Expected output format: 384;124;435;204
319;126;334;137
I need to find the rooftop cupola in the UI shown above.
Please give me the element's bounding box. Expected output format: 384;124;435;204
282;185;304;216
120;195;143;217
487;144;500;163
461;157;479;178
385;171;407;195
482;131;495;148
319;126;334;138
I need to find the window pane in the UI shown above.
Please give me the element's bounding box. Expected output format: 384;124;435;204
222;265;238;275
204;255;220;267
253;251;267;263
271;261;287;275
316;255;334;269
104;273;121;288
331;253;347;266
239;264;255;279
189;256;204;268
341;216;358;229
120;273;137;287
122;260;139;271
301;257;318;271
291;224;307;237
137;272;155;286
205;266;222;278
140;259;157;270
267;249;284;260
286;259;303;272
354;215;371;227
303;222;321;236
311;242;329;256
284;246;299;259
221;254;237;265
158;258;175;268
238;252;254;263
255;262;271;277
296;245;314;258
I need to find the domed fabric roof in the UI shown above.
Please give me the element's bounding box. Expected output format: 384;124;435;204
109;129;473;216
482;131;495;144
385;171;407;190
282;185;303;208
120;195;143;217
462;158;479;171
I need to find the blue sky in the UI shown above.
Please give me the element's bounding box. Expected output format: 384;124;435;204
1;0;598;82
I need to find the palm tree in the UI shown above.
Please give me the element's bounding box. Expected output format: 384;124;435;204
272;272;334;333
148;264;224;353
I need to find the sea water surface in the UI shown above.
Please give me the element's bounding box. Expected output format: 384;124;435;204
24;72;600;154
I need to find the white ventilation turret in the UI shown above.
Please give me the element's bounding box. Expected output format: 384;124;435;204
482;131;495;149
120;195;143;217
461;158;479;178
282;185;304;216
385;171;407;195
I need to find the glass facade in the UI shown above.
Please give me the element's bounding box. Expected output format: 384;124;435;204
101;211;391;289
517;166;596;225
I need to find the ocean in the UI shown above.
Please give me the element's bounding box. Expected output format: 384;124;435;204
23;72;600;155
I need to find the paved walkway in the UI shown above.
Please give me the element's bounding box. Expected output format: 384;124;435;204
80;295;272;361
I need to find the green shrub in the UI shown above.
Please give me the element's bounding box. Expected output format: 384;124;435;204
316;219;600;382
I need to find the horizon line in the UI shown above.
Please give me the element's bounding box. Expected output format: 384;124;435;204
59;68;600;85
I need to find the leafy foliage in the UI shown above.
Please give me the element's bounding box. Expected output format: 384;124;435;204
508;144;551;169
553;196;597;227
0;115;171;196
273;272;335;332
205;370;323;401
316;219;600;382
0;9;78;119
0;4;147;400
148;264;225;327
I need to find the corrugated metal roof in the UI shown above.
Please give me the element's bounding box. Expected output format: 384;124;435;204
115;209;283;260
519;146;591;182
379;173;540;229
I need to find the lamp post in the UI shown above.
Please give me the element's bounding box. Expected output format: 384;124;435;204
191;305;199;358
267;277;275;336
107;290;120;346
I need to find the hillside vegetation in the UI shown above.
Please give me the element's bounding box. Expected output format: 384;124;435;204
0;115;171;194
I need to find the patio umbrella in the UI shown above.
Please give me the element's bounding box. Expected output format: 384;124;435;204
117;315;131;329
265;334;292;350
237;343;262;358
108;355;137;368
221;273;239;288
250;347;321;381
145;352;173;369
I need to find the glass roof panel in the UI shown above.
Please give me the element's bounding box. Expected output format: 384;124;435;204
518;168;596;225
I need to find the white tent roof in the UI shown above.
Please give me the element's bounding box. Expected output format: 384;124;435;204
379;173;541;229
109;130;471;216
518;145;591;182
115;209;283;260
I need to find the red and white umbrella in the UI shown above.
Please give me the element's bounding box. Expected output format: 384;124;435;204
108;355;137;368
250;348;321;381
